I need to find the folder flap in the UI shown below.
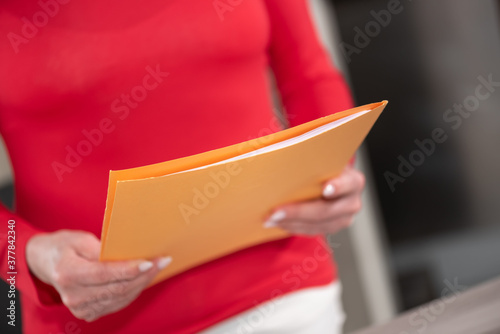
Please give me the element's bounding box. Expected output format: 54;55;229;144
99;101;387;284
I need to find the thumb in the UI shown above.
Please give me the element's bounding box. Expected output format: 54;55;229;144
75;256;173;286
69;231;102;261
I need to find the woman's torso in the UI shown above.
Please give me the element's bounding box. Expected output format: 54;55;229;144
0;1;336;333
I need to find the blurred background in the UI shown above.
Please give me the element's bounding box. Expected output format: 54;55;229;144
1;0;500;333
310;0;500;332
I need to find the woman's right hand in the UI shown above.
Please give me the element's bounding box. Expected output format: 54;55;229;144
26;230;171;322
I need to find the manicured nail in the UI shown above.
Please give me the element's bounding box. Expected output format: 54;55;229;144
138;261;154;272
263;210;286;228
270;210;286;221
157;256;173;270
263;220;278;228
323;184;335;198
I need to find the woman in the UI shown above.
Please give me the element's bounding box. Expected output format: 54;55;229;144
0;0;365;333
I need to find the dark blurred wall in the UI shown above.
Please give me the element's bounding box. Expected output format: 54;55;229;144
331;0;500;311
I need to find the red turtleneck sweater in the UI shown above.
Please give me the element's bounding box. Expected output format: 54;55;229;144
0;0;352;332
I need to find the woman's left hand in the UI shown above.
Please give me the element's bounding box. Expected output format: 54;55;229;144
264;166;365;235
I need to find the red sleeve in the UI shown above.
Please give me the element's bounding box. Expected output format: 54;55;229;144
0;204;61;306
264;0;354;126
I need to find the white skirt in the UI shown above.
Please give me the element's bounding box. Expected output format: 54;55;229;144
201;281;345;334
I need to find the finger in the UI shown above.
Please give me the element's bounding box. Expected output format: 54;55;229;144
68;256;171;286
79;283;145;322
63;270;152;318
100;258;164;296
90;261;162;321
278;215;354;235
71;292;134;322
322;168;365;200
70;231;102;261
264;195;361;226
63;258;164;321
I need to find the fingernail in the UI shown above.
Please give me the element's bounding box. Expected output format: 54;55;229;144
157;256;173;270
270;210;286;221
263;220;278;228
138;261;154;272
323;184;335;198
263;210;286;228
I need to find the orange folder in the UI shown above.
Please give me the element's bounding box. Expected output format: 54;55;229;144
99;101;388;285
